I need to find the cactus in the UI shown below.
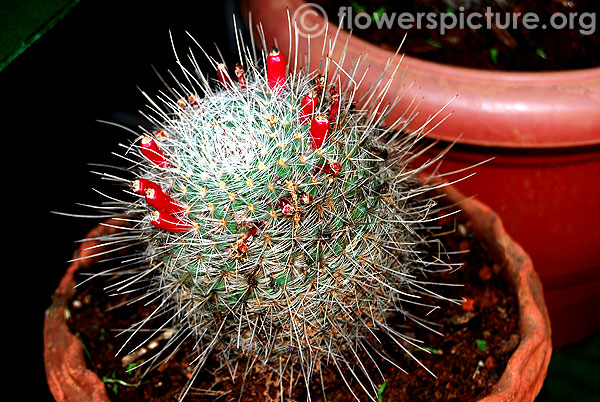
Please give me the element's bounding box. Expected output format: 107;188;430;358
74;24;463;401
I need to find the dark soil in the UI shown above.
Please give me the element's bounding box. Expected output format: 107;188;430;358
316;0;600;71
67;210;519;401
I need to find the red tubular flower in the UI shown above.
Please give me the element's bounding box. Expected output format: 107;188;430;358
267;47;286;96
300;91;316;124
140;136;170;168
144;187;187;216
150;210;194;233
237;241;250;253
217;63;233;90
131;178;161;195
235;63;247;89
237;225;258;253
310;113;329;149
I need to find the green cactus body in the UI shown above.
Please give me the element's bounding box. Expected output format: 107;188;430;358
143;79;405;355
83;30;460;400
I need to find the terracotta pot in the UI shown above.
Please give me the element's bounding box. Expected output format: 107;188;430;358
240;0;600;348
44;221;120;402
44;187;551;401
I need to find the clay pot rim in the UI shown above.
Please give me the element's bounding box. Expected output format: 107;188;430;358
439;183;552;401
242;0;600;149
44;185;551;401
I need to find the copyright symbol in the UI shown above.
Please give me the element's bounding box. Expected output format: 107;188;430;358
292;3;328;38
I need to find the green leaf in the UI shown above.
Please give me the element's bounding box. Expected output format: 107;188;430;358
372;7;386;21
426;38;442;49
125;363;138;374
476;339;488;351
78;338;91;359
377;380;388;402
490;48;499;64
416;346;442;354
536;48;547;59
351;1;366;13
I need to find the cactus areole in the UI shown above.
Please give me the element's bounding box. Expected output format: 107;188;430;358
78;29;463;400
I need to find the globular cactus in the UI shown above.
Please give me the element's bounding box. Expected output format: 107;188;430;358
80;25;461;401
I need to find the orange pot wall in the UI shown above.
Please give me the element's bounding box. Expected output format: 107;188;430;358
419;143;600;347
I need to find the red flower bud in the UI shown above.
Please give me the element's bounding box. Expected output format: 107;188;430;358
235;63;246;89
278;197;295;216
300;91;316;124
330;161;342;174
150;210;194;233
312;161;342;175
314;75;325;98
267;47;286;96
328;86;340;126
310;113;329;149
140;136;170;168
188;95;199;106
217;63;233;90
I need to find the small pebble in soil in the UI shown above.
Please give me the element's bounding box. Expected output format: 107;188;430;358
479;266;493;281
461;297;475;311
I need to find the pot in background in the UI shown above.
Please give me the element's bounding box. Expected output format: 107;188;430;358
242;0;600;348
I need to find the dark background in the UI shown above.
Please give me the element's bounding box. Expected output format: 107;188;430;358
1;1;242;399
2;1;597;400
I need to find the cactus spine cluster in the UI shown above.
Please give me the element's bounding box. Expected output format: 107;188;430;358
82;26;460;401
